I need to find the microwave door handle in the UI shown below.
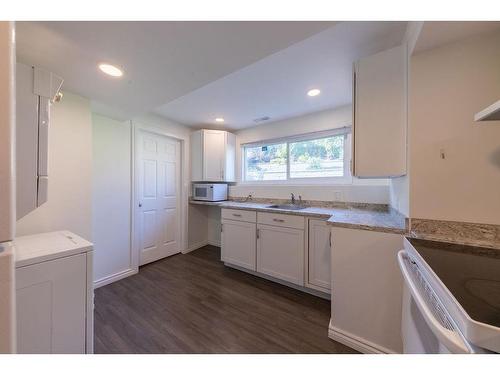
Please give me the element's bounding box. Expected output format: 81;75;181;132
397;251;471;354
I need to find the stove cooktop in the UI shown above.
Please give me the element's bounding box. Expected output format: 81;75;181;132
407;238;500;328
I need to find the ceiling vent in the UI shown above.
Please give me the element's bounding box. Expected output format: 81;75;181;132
253;116;271;123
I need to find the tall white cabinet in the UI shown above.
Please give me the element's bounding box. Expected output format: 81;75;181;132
352;44;407;178
191;129;236;182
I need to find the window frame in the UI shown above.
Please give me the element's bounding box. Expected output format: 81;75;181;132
241;127;352;185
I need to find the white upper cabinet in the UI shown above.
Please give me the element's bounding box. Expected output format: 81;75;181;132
190;129;235;182
352;44;407;178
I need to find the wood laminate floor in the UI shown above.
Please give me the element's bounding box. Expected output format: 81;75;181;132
94;245;357;354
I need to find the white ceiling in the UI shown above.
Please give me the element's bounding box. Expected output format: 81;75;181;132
414;21;500;54
15;21;500;130
154;22;407;130
16;21;334;120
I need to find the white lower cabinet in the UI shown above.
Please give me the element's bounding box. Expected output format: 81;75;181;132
307;219;331;292
221;219;256;270
221;209;321;293
256;224;304;286
330;227;404;353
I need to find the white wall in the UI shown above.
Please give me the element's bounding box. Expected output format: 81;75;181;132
389;176;409;216
17;91;92;240
187;204;209;250
232;105;390;203
92;114;134;286
207;206;221;246
409;29;500;225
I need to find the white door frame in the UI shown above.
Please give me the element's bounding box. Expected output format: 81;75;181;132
131;122;189;270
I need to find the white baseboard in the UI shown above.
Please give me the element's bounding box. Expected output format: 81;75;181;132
328;320;396;354
94;268;138;289
183;240;209;254
207;240;220;247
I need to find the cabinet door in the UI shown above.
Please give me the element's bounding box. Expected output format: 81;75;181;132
307;219;331;292
224;132;236;182
16;253;87;354
257;224;304;286
203;130;225;181
353;44;407;177
221;219;256;270
190;130;203;181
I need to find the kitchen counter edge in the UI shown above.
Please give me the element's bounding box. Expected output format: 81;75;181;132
189;199;407;235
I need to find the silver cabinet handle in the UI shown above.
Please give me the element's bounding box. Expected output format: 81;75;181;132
232;213;242;217
273;218;285;223
139;202;142;208
329;232;332;247
221;224;223;233
256;229;260;239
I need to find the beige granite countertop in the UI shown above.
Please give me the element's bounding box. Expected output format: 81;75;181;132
189;199;407;234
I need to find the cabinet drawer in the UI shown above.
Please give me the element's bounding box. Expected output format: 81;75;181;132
257;212;305;229
221;208;256;223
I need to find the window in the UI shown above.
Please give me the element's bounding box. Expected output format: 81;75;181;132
242;128;351;183
244;142;287;181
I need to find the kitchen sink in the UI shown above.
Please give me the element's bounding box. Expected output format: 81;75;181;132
266;204;309;211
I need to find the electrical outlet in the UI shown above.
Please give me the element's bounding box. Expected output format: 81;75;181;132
334;191;342;201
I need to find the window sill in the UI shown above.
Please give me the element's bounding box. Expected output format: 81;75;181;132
237;177;354;186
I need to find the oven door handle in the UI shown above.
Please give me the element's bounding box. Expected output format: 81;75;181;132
398;251;471;354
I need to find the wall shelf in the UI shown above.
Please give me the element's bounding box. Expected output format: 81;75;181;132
474;100;500;122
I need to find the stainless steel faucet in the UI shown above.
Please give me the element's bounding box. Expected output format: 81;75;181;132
290;193;295;204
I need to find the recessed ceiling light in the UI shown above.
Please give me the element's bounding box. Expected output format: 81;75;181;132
215;117;225;123
98;63;123;77
307;88;321;97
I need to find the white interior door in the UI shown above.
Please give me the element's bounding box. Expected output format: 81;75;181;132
137;130;181;265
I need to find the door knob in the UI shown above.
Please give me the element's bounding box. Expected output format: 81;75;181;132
139;202;142;208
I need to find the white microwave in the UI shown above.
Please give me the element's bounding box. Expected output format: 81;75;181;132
192;183;228;202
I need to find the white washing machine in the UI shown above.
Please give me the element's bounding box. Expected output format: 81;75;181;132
14;230;94;354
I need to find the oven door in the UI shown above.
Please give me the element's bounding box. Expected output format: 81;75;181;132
193;185;212;201
398;251;474;354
